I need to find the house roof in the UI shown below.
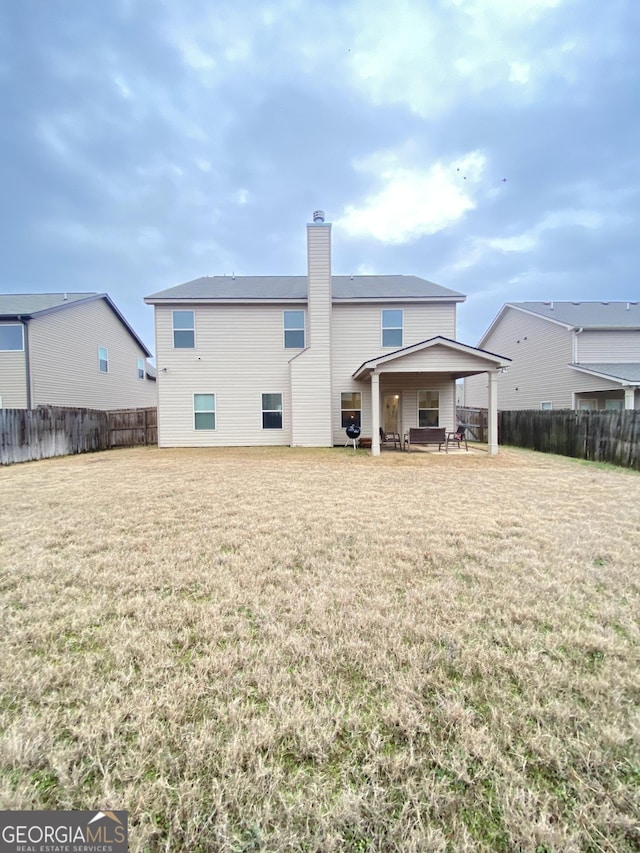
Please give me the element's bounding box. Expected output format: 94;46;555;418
570;363;640;384
508;301;640;329
145;275;465;303
353;336;511;380
0;292;152;357
0;292;98;315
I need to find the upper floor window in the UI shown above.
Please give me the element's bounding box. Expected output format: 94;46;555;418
418;390;439;426
98;346;109;373
262;393;283;429
341;391;362;429
382;310;403;347
173;310;195;348
194;394;216;430
284;310;305;349
0;324;24;351
137;358;145;380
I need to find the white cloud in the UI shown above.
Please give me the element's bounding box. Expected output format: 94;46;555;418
346;0;572;117
337;149;486;244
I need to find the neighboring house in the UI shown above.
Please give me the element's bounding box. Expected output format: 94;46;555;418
464;301;640;411
144;212;510;455
0;292;156;410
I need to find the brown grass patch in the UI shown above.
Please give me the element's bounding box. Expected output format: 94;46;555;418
1;446;639;851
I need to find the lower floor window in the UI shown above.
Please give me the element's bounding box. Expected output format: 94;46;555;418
194;393;216;429
262;393;283;429
418;390;439;426
341;391;361;428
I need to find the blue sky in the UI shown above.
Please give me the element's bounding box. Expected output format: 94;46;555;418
1;0;638;353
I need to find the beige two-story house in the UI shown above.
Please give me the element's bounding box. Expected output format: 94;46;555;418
464;302;640;411
0;293;156;410
145;213;510;455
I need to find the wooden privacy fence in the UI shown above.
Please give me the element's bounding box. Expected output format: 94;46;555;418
456;406;488;443
499;409;640;470
0;406;157;465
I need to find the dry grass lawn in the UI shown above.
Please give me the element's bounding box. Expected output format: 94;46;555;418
0;445;639;852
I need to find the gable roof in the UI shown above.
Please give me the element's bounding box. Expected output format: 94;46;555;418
145;275;465;304
0;292;152;357
353;336;511;379
477;301;640;347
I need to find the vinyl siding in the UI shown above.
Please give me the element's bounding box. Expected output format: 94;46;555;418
28;299;156;409
155;303;295;447
465;308;624;410
0;350;28;407
577;329;640;362
331;303;458;444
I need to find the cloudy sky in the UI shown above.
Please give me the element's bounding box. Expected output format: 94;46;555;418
1;0;638;352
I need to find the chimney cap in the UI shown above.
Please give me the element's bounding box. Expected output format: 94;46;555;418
312;210;325;223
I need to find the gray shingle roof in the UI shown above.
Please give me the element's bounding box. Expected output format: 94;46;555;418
511;301;640;328
572;363;640;382
145;275;465;302
0;292;97;316
0;292;151;357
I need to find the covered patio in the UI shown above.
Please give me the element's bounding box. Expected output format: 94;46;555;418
352;337;511;457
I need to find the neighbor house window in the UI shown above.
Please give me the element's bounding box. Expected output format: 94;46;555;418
194;394;215;430
0;324;24;351
418;390;439;426
541;401;552;410
98;346;109;373
382;310;403;347
284;310;305;348
262;393;283;429
341;391;362;428
605;399;624;410
137;358;145;380
173;310;195;348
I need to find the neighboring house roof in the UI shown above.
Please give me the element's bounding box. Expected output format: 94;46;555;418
0;292;97;315
353;336;511;379
145;275;465;303
570;363;640;384
0;292;152;357
478;300;640;346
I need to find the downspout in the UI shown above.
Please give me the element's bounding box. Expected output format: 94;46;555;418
573;327;583;363
18;316;32;409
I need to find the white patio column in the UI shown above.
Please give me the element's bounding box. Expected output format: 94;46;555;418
371;372;380;456
487;370;499;455
625;387;636;409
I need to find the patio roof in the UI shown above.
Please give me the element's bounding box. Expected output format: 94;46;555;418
353;336;511;380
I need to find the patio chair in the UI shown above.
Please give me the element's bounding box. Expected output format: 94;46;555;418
446;425;468;451
379;427;403;450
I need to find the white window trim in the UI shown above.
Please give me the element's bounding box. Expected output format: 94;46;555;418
341;391;362;429
261;392;284;430
193;393;216;430
417;389;440;427
98;346;109;373
283;310;305;349
137;358;145;380
381;309;403;348
0;323;25;352
173;310;196;349
540;401;553;410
